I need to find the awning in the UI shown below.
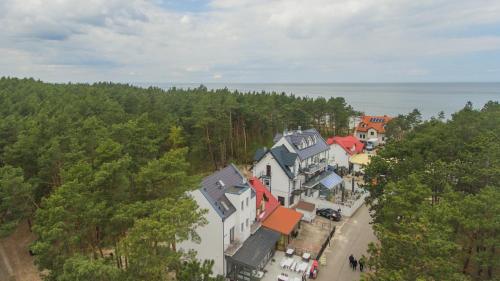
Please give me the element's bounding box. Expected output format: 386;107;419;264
320;172;343;189
350;153;371;166
226;228;281;269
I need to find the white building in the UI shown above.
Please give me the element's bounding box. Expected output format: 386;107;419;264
326;136;365;169
354;115;392;145
253;128;339;207
179;164;280;280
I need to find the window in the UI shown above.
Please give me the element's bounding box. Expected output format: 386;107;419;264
289;195;294;205
370;131;375;136
241;223;244;232
230;227;235;242
278;196;285;206
246;197;249;207
241;201;244;210
246;218;249;227
266;165;271;177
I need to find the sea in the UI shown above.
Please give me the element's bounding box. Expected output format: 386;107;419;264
135;83;500;119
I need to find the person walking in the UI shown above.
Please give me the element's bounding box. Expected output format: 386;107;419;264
353;259;358;271
349;254;354;269
359;255;366;272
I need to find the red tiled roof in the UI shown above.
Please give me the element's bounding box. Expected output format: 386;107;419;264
262;206;302;235
327;136;364;155
355;115;392;133
249;177;280;222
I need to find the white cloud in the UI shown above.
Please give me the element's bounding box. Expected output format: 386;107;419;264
0;0;499;82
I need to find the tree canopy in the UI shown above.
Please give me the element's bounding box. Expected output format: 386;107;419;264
0;77;356;280
363;102;500;281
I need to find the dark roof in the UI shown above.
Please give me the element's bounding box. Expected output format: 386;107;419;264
270;145;297;179
281;129;329;160
226;228;281;269
200;164;250;220
253;147;268;162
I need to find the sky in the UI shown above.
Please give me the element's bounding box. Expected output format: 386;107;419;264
1;0;500;83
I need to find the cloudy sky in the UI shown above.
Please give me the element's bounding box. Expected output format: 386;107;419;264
1;0;500;83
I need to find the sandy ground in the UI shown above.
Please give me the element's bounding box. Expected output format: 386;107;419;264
0;222;41;281
317;204;377;281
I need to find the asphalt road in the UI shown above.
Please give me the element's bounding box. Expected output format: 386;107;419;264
317;204;377;281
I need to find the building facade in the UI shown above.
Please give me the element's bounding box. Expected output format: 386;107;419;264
178;164;257;277
253;128;336;207
327;136;364;169
354;115;392;144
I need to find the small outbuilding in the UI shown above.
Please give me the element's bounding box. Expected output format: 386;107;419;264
294;201;316;222
262;206;303;250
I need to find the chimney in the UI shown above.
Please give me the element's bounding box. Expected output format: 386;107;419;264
298;126;302;133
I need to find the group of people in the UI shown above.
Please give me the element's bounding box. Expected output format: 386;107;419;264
348;254;366;272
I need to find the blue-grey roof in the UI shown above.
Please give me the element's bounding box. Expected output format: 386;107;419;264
270;145;297;179
253;147;268;162
282;128;329;160
200;164;250;220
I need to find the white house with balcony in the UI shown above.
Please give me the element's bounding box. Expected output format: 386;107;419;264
253;128;341;207
178;164;280;280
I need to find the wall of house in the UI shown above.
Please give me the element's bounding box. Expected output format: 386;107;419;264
329;144;350;168
296;209;316;222
225;188;255;243
178;190;224;276
356;131;367;141
367;128;378;140
378;133;387;144
253;153;293;207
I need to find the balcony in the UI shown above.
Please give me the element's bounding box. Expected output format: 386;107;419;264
224;239;243;256
301;161;327;175
250;221;261;234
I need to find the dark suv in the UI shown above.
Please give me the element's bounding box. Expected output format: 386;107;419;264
316;208;342;221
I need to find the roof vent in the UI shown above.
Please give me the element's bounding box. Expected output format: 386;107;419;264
216;180;225;189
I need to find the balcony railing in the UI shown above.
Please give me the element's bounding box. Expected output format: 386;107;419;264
301;162;327;175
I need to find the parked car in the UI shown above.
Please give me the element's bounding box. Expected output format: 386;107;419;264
316;208;342;221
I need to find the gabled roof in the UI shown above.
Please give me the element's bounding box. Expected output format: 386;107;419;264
270;145;297;179
253;147;268;162
200;164;251;220
355;115;392;133
262;206;303;235
277;128;329;160
254;145;297;179
327;136;364;155
249;177;279;222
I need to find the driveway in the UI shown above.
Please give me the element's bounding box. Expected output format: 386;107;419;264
317;204;377;281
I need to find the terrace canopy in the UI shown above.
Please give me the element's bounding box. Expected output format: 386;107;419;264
319;171;343;190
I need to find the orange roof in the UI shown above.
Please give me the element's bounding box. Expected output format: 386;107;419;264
262;206;302;235
355;115;392;133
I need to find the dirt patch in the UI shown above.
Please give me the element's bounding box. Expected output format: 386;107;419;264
0;222;41;281
289;217;338;259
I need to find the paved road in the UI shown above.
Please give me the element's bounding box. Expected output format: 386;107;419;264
317;204;377;281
